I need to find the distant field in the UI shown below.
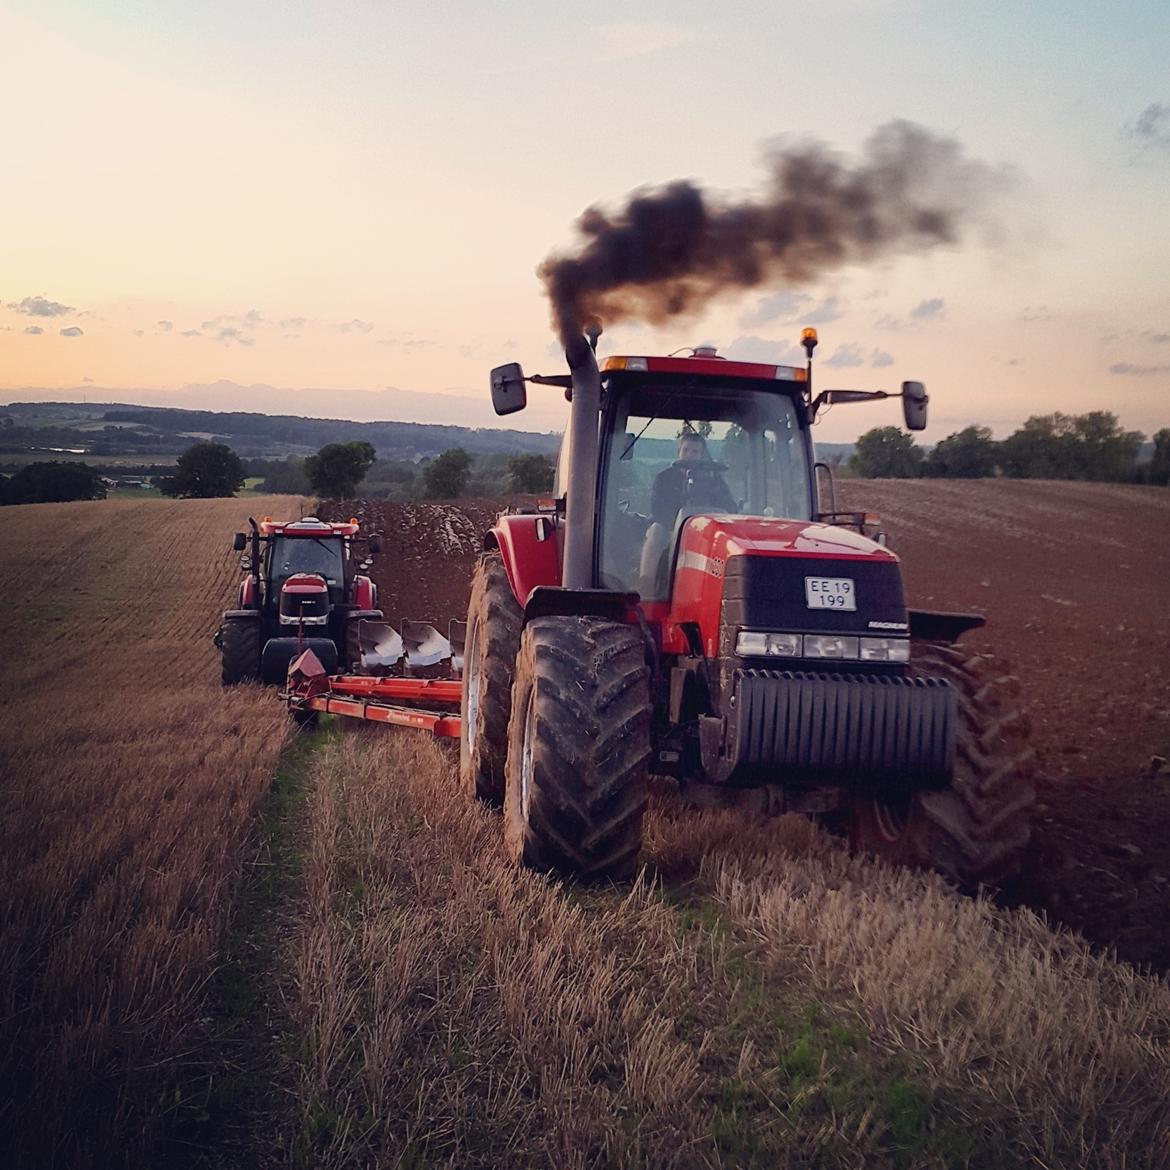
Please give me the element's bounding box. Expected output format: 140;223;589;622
0;451;179;468
2;485;1168;1170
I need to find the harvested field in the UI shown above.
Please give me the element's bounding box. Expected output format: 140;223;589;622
3;481;1169;1169
0;496;301;1169
279;732;1170;1169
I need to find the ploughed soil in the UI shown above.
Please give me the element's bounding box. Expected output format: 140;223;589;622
329;482;1170;972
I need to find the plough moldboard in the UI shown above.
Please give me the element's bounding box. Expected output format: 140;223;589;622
281;619;465;736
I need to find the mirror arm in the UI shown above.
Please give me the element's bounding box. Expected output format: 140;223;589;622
529;374;574;389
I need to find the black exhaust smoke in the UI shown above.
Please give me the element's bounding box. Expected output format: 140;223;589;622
540;121;1009;348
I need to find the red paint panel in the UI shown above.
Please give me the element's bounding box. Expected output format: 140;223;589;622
491;514;562;606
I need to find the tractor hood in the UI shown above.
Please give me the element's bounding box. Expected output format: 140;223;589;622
680;515;897;564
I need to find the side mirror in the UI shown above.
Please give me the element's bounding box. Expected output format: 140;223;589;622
490;362;527;416
233;532;247;551
368;534;383;555
901;381;928;431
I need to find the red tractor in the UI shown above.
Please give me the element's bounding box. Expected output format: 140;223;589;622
461;328;1033;887
216;515;384;685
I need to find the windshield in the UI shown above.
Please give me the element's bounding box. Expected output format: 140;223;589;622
269;535;345;588
599;382;811;597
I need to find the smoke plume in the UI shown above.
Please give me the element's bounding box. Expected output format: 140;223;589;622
540;121;1009;347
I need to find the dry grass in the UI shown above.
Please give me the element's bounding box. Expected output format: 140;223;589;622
703;840;1170;1167
289;733;1026;1169
0;496;301;1169
289;733;1170;1169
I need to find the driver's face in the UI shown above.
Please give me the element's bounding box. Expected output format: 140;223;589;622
678;438;705;462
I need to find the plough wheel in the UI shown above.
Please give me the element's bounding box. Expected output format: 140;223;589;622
504;616;651;882
850;640;1035;889
460;553;521;804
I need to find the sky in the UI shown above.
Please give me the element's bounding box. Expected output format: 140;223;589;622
1;0;1168;442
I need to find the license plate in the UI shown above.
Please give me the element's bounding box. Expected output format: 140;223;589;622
805;576;856;610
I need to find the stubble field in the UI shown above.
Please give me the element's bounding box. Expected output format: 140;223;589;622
1;481;1168;1169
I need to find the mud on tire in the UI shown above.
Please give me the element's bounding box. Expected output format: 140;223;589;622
850;640;1035;889
220;617;261;686
460;553;522;804
504;616;652;882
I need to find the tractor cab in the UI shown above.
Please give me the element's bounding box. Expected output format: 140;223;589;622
592;354;815;600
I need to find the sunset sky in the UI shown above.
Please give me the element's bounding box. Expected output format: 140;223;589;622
1;0;1167;442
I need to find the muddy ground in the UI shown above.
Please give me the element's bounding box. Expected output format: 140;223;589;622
328;481;1170;972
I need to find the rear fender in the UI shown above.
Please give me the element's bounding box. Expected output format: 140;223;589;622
351;574;377;610
487;513;561;608
238;577;261;608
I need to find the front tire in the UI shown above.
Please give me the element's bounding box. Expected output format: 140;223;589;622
850;641;1035;888
460;554;522;804
504;616;652;882
220;618;261;686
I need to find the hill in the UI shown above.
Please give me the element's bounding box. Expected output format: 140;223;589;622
0;400;560;462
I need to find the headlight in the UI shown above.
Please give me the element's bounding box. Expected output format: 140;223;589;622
735;630;802;657
859;637;910;663
802;634;860;659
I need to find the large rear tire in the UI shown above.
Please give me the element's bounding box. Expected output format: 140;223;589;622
850;641;1035;889
504;616;652;881
220;618;261;686
460;554;522;804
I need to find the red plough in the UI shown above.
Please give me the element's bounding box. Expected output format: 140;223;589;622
282;620;465;737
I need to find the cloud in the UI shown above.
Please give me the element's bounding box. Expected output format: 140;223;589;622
59;326;84;338
1125;103;1170;151
8;295;74;317
804;296;847;325
376;336;435;351
597;20;697;60
180;328;202;337
870;349;894;368
738;291;812;328
1110;361;1170;376
722;335;805;364
909;297;946;321
1020;305;1050;322
279;316;306;330
1140;330;1170;344
24;325;44;335
336;318;375;334
824;342;867;368
157;320;173;331
212;326;254;347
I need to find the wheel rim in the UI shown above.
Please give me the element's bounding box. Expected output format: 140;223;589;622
871;796;911;843
520;687;536;820
464;616;480;756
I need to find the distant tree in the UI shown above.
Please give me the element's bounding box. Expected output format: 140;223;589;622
255;456;310;495
999;412;1143;481
849;427;924;478
304;441;377;499
924;426;997;478
1148;428;1170;486
0;461;107;505
506;453;555;493
159;442;244;498
423;448;473;498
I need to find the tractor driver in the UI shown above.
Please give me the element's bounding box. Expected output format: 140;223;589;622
638;430;737;595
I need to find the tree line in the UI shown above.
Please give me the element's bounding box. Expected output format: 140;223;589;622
849;413;1170;484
